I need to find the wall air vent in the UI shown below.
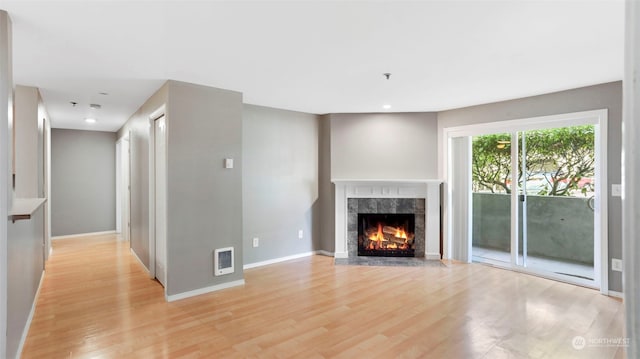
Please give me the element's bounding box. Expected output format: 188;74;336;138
214;247;234;276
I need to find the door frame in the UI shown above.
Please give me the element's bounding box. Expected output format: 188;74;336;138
116;132;131;242
148;105;167;293
441;109;608;294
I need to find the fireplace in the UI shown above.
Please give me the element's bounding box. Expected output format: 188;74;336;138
333;180;442;260
346;197;425;258
358;213;415;257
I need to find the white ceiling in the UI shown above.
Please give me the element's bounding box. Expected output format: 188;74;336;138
1;0;625;132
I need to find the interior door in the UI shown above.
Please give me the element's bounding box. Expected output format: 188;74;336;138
154;116;167;287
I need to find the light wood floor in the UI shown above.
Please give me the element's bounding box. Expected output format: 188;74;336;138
22;234;625;358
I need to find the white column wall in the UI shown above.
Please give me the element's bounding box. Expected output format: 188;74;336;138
0;11;11;358
623;0;640;356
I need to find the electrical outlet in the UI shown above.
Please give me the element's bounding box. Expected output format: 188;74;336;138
298;230;304;239
252;237;259;248
612;258;623;272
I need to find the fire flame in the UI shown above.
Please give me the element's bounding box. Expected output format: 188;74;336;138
367;223;386;249
367;223;410;250
368;223;386;242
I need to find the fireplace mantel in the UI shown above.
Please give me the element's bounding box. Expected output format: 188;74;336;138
332;179;443;260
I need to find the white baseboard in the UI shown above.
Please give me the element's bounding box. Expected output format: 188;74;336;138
425;252;442;260
51;230;116;240
243;251;317;270
130;248;149;275
334;252;348;259
167;279;245;302
15;270;45;359
608;290;623;299
316;250;334;257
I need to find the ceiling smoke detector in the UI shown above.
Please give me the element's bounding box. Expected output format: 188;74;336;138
89;103;101;110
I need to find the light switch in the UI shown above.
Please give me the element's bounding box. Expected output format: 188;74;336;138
224;158;234;169
611;184;622;197
612;258;623;272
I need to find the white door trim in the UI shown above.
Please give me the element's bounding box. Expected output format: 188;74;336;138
116;133;131;242
148;105;167;295
116;139;122;234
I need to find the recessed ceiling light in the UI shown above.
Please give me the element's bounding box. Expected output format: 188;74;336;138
98;92;108;96
89;103;101;110
383;104;392;110
85;118;97;124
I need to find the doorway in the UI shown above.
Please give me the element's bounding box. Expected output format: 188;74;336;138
116;133;131;242
444;109;608;291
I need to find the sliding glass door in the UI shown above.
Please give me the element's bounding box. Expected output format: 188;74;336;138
516;126;596;281
471;132;512;265
447;110;606;290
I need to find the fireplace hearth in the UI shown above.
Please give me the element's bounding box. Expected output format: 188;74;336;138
358;213;415;257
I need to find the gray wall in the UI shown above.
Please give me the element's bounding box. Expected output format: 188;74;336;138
330;112;438;180
50;129;116;236
242;104;320;264
438;81;623;291
117;83;168;269
318;112;438;253
165;80;243;296
117;83;169;268
3;15;47;358
118;80;244;297
14;85;39;198
7;207;43;359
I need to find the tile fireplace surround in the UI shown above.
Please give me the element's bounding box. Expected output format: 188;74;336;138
332;180;442;260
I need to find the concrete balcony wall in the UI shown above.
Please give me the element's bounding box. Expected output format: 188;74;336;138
472;193;594;265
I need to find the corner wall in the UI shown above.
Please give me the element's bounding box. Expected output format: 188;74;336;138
318;112;439;253
165;80;244;296
118;80;244;298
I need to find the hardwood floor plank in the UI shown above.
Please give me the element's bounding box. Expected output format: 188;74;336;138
21;234;624;358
